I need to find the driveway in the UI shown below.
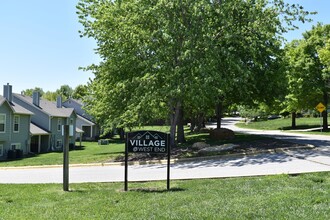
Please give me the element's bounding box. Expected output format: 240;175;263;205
0;118;329;184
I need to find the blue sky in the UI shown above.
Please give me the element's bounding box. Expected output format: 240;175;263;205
0;0;98;94
0;0;329;95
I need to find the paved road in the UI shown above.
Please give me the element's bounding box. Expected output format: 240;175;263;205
0;118;329;184
219;117;330;149
218;117;330;165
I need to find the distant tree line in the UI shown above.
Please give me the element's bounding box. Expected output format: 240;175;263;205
21;84;88;101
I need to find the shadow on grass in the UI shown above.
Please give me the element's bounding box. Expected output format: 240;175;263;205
107;138;125;144
127;187;185;193
95;152;124;156
71;146;86;151
281;125;322;130
180;132;270;148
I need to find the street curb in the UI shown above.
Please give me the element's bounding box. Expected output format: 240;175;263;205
0;144;315;170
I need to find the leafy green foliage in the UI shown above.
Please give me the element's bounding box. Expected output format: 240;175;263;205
284;24;330;129
56;84;73;101
72;84;88;100
76;0;313;141
42;91;58;101
21;84;86;101
21;87;44;97
319;38;330;71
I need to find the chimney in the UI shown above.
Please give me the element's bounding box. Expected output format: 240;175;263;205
3;83;13;103
56;95;62;108
32;91;40;107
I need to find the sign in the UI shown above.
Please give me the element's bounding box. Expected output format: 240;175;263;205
125;130;171;191
126;130;169;154
62;125;74;137
316;102;326;113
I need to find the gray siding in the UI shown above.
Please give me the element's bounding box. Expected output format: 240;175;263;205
49;115;76;151
12;94;77;153
11;114;31;154
0;103;11;142
0;103;31;160
63;99;93;121
76;117;92;139
0;103;11;159
50;117;64;151
13;96;50;131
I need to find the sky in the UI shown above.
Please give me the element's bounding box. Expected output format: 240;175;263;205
0;0;329;95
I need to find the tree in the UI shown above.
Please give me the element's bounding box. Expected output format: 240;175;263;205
43;91;58;101
56;85;73;101
72;84;88;100
285;24;330;130
319;39;330;66
21;87;44;97
77;0;312;146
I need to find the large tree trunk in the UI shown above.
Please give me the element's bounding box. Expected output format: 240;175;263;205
118;128;125;140
196;113;205;131
169;101;181;148
291;112;296;129
190;117;196;132
177;105;186;143
322;91;328;130
216;101;223;129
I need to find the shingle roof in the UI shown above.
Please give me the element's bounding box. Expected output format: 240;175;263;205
0;95;33;115
13;94;74;117
30;123;50;135
63;98;94;122
0;96;6;106
77;114;95;126
76;127;84;133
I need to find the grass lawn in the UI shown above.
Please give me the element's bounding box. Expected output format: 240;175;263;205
0;131;272;167
0;140;124;167
237;117;330;134
1;172;329;219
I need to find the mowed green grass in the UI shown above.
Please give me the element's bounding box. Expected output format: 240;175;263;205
237;117;329;133
0;125;169;167
0;140;124;167
0;132;270;167
1;172;329;219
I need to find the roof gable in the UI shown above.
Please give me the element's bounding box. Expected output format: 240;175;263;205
0;95;33;115
63;98;94;122
13;93;74;117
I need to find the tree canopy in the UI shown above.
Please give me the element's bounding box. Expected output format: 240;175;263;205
77;0;312;145
21;87;44;97
285;23;330;129
21;85;85;102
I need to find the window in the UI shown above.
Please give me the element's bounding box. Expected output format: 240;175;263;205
0;144;3;156
11;143;21;150
0;114;5;133
56;140;62;148
57;118;62;131
13;115;20;132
